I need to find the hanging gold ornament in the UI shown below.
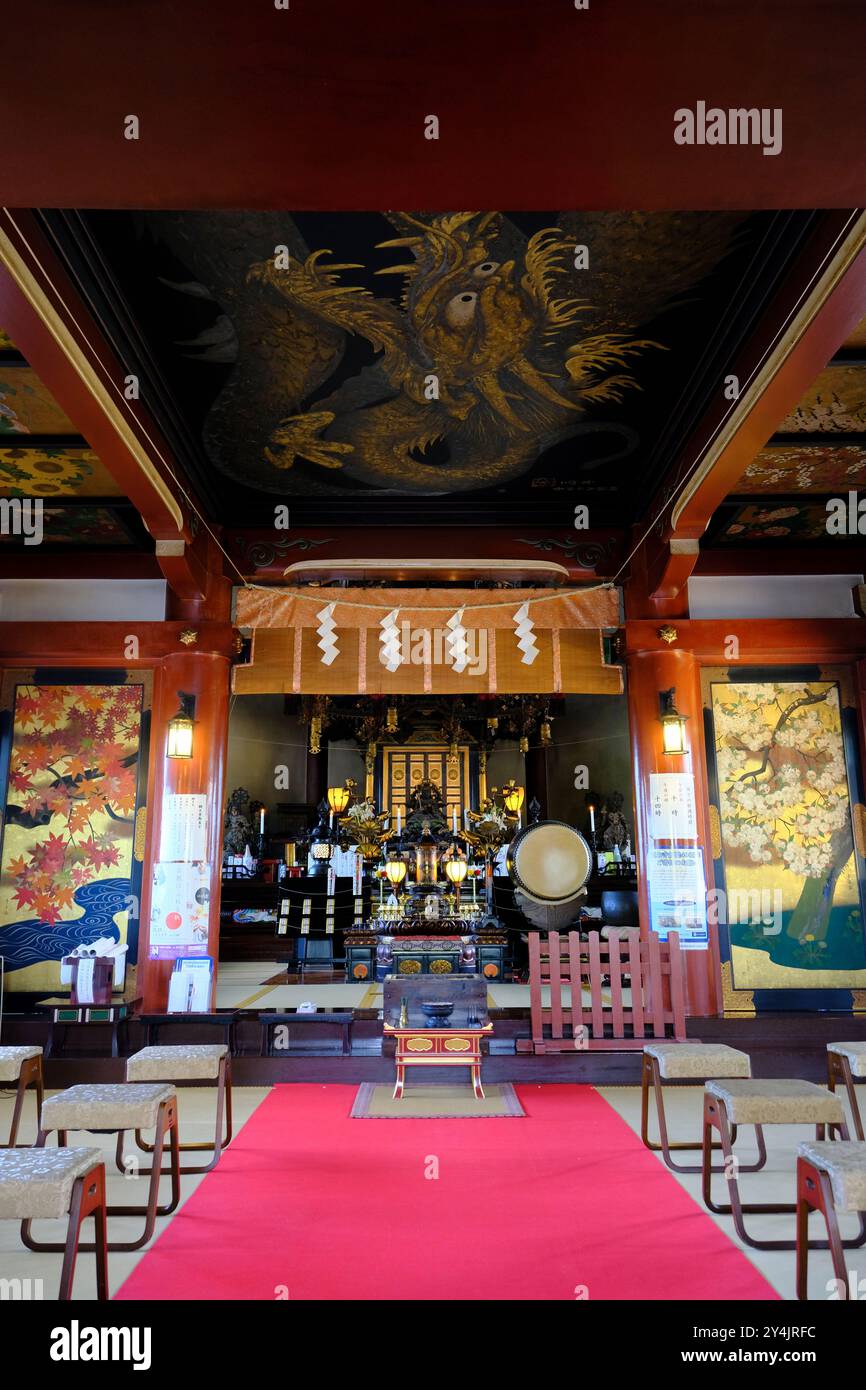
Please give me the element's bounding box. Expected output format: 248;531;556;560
519;735;529;754
309;716;322;755
385;705;398;733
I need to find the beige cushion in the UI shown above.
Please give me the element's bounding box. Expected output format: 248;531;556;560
828;1042;866;1078
127;1044;227;1082
0;1046;42;1082
41;1083;175;1132
645;1042;751;1080
706;1078;845;1125
799;1141;866;1213
0;1146;102;1220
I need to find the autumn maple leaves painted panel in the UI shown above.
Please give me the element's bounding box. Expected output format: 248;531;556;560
0;676;149;992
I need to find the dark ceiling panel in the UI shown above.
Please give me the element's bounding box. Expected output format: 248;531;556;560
46;207;817;529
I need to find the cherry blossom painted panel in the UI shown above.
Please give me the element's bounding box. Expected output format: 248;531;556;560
704;669;866;1008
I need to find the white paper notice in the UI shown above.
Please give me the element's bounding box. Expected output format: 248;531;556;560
647;844;709;949
75;958;95;1005
168;958;213;1013
159;793;208;862
148;861;211;958
649;773;697;840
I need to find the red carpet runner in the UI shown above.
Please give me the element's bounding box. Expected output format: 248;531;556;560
116;1084;777;1301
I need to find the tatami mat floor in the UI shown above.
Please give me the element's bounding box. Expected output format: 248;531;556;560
0;1086;270;1301
1;1079;860;1300
213;961;626;1011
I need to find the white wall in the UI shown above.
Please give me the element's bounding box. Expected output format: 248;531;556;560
0;579;167;622
688;574;863;620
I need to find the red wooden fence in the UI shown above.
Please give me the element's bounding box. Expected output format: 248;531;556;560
516;929;687;1054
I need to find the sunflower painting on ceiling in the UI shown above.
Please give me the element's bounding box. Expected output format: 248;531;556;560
703;670;866;1010
0;676;150;992
0;448;123;498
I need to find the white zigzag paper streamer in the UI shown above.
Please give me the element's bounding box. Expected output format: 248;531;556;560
513;601;539;665
445;607;469;673
379;608;402;672
316;603;339;666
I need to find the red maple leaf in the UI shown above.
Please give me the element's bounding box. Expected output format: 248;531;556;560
41;831;69;872
14;695;41;726
31;892;63;926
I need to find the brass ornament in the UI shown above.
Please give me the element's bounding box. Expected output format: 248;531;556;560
133;806;148;863
430;959;453;974
657;625;678;645
309;716;322;754
179;628;199;646
720;960;755;1017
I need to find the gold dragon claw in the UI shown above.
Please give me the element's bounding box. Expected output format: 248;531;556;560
264;411;354;470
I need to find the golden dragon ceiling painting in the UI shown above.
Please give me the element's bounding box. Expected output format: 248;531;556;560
82;208;769;509
237;213;657;495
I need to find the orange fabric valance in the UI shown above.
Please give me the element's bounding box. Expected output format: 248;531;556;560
233;626;622;696
235;584;619;630
233;582;623;696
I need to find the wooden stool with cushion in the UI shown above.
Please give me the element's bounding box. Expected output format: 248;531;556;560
125;1044;232;1174
0;1046;44;1147
827;1042;866;1141
641;1042;766;1174
0;1146;107;1299
796;1141;866;1300
702;1078;866;1252
22;1083;180;1254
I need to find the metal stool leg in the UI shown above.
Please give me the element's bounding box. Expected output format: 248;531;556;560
56;1163;107;1301
829;1053;864;1142
130;1058;233;1174
2;1055;43;1148
702;1094;866;1253
797;1158;849;1300
23;1100;181;1255
640;1055;766;1175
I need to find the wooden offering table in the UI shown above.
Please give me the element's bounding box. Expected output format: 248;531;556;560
384;1022;492;1100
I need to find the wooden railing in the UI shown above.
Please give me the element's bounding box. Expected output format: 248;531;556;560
516;929;687;1054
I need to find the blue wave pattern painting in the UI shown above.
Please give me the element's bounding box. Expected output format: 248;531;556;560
1;877;130;972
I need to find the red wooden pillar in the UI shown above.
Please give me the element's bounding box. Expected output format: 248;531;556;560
626;642;722;1018
136;647;231;1012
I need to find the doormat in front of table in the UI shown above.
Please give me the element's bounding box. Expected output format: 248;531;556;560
350;1081;525;1118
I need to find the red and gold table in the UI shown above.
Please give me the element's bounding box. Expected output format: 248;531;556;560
384;1023;493;1100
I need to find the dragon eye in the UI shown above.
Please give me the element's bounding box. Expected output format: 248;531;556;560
474;261;499;276
445;291;478;326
